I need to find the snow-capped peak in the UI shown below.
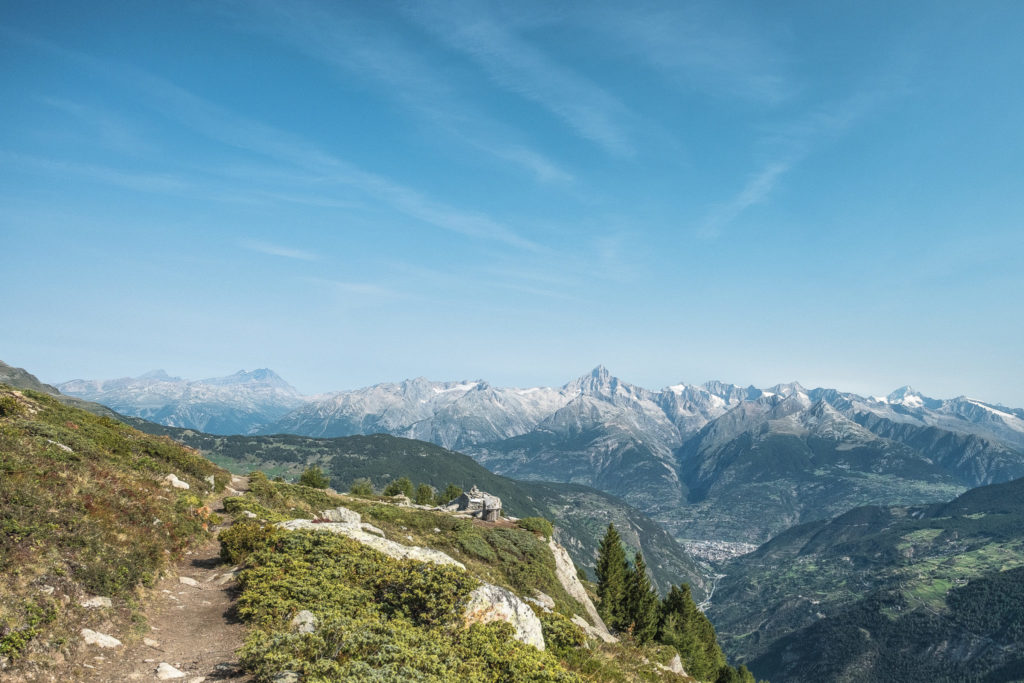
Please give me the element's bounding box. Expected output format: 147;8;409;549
886;386;927;407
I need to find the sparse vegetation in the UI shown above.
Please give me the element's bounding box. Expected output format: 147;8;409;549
0;385;227;672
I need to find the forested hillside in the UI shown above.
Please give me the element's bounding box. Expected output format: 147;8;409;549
709;477;1024;682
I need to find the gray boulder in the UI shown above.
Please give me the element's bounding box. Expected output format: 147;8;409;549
319;506;360;524
464;583;545;651
291;610;317;634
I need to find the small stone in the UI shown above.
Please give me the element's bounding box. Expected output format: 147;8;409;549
360;522;385;537
80;628;122;649
39;585;55;595
530;591;556;610
290;610;317;634
433;527;441;533
178;576;200;587
156;662;187;679
242;510;257;519
144;637;161;648
80;596;113;609
272;672;300;683
216;569;241;585
205;475;215;487
144;658;156;663
189;678;207;683
163;474;190;490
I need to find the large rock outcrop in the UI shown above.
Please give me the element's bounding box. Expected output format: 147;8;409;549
274;518;465;570
548;538;616;642
464;583;545;651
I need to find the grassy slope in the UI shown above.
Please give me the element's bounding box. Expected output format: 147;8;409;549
709;476;1024;682
0;385;228;674
127;426;708;599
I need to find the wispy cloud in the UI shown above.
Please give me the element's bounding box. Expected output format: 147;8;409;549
7;29;541;252
0;151;189;193
576;3;795;106
38;96;158;155
699;161;791;238
240;239;318;261
308;277;403;300
698;88;898;237
401;2;636;156
218;0;574;184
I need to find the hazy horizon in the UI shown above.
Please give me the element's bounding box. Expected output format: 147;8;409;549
24;360;1019;409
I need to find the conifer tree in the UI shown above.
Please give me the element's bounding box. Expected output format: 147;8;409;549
414;483;435;505
437;483;463;505
383;476;414;498
595;523;629;629
625;552;660;643
298;465;329;489
658;583;727;681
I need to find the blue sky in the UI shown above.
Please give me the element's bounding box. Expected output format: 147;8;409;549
3;1;1023;404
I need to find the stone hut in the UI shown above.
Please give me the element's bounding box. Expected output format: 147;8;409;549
448;485;502;522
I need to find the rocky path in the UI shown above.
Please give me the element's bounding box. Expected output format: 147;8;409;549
80;476;252;683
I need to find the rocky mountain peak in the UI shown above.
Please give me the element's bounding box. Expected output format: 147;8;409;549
565;365;619;397
138;369;176;381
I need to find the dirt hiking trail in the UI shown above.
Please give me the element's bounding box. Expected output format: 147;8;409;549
79;475;253;683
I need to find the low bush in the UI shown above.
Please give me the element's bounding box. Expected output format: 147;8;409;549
518;516;554;540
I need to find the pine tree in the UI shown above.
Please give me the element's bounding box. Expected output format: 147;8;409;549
298;465;329;489
595;523;629;629
658;583;727;681
625;552;660;643
414;483;435;505
436;483;463;505
383;476;414;498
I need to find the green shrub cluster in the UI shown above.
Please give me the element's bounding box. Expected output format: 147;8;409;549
540;612;586;654
246;470;338;516
230;526;581;682
219;519;282;565
518;516;555;540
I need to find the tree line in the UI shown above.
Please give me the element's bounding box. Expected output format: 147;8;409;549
296;466;464;507
596;523;763;683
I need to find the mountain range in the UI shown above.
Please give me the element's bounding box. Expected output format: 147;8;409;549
59;366;1024;545
57;368;305;434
